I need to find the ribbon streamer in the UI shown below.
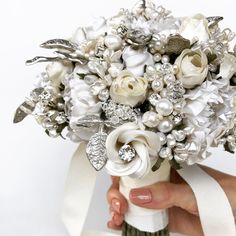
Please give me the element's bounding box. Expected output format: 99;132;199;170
62;145;236;236
177;165;236;236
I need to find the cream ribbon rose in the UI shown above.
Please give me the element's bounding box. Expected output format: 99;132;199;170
105;122;161;179
175;49;208;89
179;14;210;44
110;70;148;107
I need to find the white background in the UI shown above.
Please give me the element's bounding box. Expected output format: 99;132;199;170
0;0;236;236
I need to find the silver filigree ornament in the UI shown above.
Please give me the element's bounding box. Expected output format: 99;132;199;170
119;144;136;163
26;39;88;66
86;126;108;171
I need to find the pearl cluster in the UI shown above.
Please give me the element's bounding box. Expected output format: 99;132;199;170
141;60;184;134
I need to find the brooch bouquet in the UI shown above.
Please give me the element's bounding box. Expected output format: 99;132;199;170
14;0;236;235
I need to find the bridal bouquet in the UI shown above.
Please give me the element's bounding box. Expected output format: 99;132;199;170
14;0;236;235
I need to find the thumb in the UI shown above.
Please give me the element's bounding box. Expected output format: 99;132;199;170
129;182;198;215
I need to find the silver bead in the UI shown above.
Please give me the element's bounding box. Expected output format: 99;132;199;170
152;79;164;92
172;130;186;142
159;147;172;159
157;132;167;145
156;98;174;116
142;111;160;128
104;35;122;51
167;134;176;148
184;127;195;136
158;119;174;133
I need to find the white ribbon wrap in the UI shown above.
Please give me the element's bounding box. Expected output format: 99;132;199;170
119;161;171;232
62;144;236;236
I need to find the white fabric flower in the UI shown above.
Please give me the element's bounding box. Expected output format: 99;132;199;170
218;53;236;80
110;70;148;107
106;122;161;178
46;62;73;87
64;72;102;141
183;78;236;163
179;14;210;44
122;46;154;76
72;17;107;43
175;49;208;88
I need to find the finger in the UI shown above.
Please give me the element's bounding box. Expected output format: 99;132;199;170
107;220;122;230
107;177;128;215
129;182;198;215
169;207;204;236
111;176;120;189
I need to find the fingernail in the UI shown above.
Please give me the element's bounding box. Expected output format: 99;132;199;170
129;188;152;204
111;199;121;214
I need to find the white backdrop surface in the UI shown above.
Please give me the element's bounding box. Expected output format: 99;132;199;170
0;0;235;236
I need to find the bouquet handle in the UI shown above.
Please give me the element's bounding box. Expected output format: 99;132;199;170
119;161;171;234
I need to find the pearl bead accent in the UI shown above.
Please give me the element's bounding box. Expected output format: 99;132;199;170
158;119;174;133
156;98;174;116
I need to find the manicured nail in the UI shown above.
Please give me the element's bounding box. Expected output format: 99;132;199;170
111;199;121;214
129;188;152;204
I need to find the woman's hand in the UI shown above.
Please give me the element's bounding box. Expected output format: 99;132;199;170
107;166;236;236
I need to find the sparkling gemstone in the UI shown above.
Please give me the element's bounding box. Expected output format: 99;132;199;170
149;93;161;106
98;89;109;101
119;144;136;163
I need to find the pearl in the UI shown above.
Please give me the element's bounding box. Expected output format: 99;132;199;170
104;35;122;50
154;41;162;51
153;53;162;62
152;79;164;92
142;111;160;128
158;119;174;133
157;132;167;145
173;64;179;74
161;55;170;64
160;88;167;98
156;98;174;116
